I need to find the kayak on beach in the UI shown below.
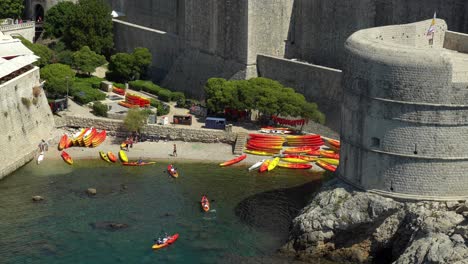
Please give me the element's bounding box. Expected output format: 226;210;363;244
61;151;73;165
248;159;265;171
219;154;247;167
119;150;128;162
107;151;117;162
99;151;111;163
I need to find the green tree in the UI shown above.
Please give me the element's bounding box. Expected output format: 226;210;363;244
40;63;75;98
108;53;136;81
0;0;23;19
62;0;113;54
132;47;152;78
72;46;106;75
43;1;75;38
16;36;52;67
107;47;152;82
123;109;149;132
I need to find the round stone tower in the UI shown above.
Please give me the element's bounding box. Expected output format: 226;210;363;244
339;19;468;200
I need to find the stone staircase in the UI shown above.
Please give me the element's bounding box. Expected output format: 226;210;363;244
233;132;248;155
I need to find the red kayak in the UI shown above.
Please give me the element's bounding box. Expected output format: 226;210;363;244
219;154;247;167
316;160;337;172
201;195;210;212
107;151;117;162
277;162;313;169
167;164;179;178
58;134;68;150
61;151;73;165
258;160;270;173
152;233;179;250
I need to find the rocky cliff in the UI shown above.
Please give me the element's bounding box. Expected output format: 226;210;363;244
282;179;468;263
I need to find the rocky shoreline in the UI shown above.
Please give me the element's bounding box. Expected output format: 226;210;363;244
281;178;468;264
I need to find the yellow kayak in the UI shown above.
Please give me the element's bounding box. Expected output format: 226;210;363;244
281;157;310;163
119;150;128;162
244;149;276;156
317;157;339;166
267;157;280;171
99;151;111;163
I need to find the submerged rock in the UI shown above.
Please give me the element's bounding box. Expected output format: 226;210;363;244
86;188;97;196
32;195;44;202
90;221;129;231
282;179;468;263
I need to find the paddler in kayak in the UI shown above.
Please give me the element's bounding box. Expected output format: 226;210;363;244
154;232;169;245
137;157;143;165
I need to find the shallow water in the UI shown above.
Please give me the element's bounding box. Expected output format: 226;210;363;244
0;159;328;264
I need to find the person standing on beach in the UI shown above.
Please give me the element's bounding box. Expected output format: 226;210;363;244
173;144;177;157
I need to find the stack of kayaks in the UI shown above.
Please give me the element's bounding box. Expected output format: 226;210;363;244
62;127;107;148
244;134;285;156
220;154;247;167
285;134;324;147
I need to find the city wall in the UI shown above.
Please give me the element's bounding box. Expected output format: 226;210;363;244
0;67;55;179
0;22;35;42
60;116;237;143
256;54;342;131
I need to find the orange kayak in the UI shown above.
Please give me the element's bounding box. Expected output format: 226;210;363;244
219;154;247;167
259;160;270;173
107;151;117;162
277;162;312;169
58;134;68;150
316;160;337;172
61;151;73;165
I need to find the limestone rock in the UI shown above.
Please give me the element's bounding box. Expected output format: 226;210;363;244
86;188;97;196
32;195;44;202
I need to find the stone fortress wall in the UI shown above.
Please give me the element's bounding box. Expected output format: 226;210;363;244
0;67;55;179
0;22;35;42
340;19;468;200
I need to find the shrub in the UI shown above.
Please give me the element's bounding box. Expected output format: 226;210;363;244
149;98;170;116
158;89;172;102
113;82;126;89
32;97;39;105
129;80;161;95
71;81;106;104
92;101;108;117
171;92;185;103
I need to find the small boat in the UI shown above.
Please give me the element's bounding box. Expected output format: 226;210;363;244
244;149;276;156
219;154;247;167
201;195;210;212
122;161;156;166
319;152;340;159
317;158;339;166
167;164;179;178
248;159;265;171
267;157;280;171
58;134;68;150
283;146;319;154
259;159;270;173
152;233;179;250
316;160;337;172
99;151;111;163
61;151;73;165
277;162;312;169
37;151;44;165
119;150;128;162
107;151;117;162
281;157;309;163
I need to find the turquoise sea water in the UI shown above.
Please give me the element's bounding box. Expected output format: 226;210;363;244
0;159;326;264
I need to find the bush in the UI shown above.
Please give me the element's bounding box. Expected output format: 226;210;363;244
158;89;172;102
150;98;170;116
71;80;106;104
171;92;185;103
113;82;126;89
129;80;161;95
92;101;108;117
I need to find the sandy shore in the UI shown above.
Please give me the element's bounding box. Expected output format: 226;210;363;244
40;129;326;172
